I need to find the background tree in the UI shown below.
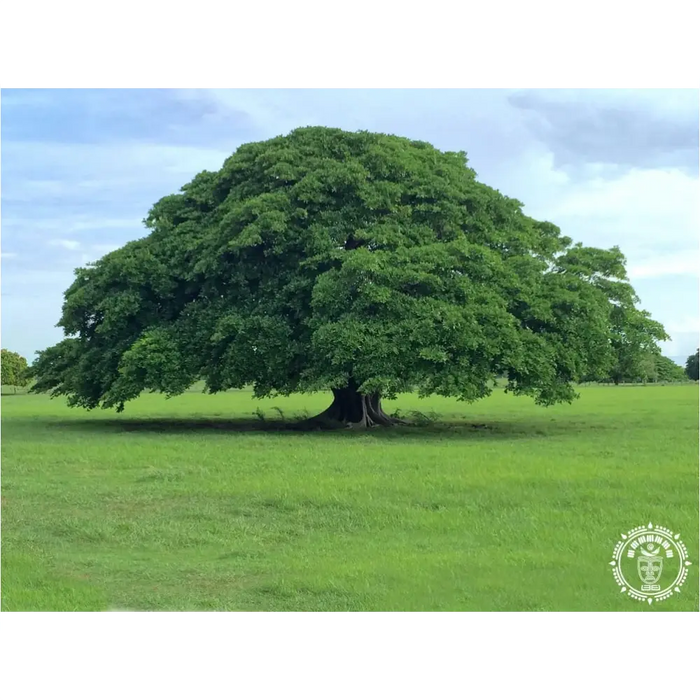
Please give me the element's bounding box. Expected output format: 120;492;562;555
637;352;659;384
686;349;699;381
654;355;687;383
1;349;29;393
30;127;668;427
606;308;668;385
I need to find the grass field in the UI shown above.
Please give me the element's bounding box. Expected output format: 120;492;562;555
1;384;697;611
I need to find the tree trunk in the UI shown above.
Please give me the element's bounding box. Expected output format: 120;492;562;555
297;378;409;429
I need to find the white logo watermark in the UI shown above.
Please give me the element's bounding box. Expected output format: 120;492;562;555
611;523;691;604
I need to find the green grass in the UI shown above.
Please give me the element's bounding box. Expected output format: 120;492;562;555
1;384;697;611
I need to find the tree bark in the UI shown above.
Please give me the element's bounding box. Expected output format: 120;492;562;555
297;378;409;429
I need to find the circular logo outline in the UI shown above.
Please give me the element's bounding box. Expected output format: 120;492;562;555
611;523;691;604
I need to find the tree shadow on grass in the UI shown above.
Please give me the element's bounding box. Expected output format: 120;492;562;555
28;415;614;442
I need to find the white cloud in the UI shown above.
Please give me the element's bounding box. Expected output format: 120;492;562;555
4;216;141;233
39;240;123;268
1;252;19;259
90;243;121;254
3;141;234;190
628;252;699;279
198;89;315;139
547;168;698;251
666;316;700;335
552;168;695;220
0;270;76;360
49;239;81;250
78;244;122;266
660;334;699;361
516;88;698;112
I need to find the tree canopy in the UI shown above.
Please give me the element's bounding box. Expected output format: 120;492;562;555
686;349;699;381
2;349;29;390
30;127;669;426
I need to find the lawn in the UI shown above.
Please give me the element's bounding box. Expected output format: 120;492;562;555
1;384;697;611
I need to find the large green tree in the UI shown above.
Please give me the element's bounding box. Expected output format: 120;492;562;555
30;127;668;427
1;349;29;393
686;349;699;381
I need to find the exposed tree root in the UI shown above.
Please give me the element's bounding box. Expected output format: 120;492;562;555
294;380;410;430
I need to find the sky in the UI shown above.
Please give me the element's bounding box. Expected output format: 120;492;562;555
1;88;698;363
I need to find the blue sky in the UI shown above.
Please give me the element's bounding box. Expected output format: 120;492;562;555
1;89;698;363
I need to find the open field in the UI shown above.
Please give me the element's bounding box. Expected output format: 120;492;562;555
1;384;698;611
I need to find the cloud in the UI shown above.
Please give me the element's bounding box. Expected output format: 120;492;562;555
44;239;124;264
628;252;699;279
543;168;698;256
1;140;236;233
551;168;696;223
666;316;700;335
660;333;699;362
508;89;699;175
90;243;121;254
5;216;141;233
49;239;81;250
1;269;77;358
1;252;19;259
3;140;233;192
1;139;235;276
4;216;146;253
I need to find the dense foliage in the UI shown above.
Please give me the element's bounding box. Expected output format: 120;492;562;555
30;127;668;425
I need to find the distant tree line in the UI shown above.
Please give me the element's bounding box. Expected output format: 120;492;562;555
582;350;690;384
